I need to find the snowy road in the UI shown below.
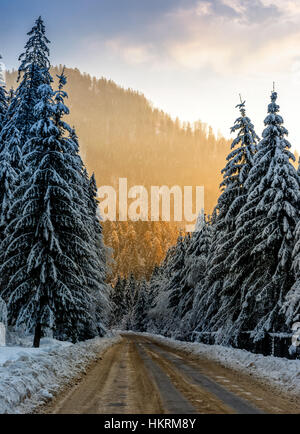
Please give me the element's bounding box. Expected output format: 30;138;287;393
41;334;299;414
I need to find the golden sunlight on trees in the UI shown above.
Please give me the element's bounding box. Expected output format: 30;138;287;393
4;67;245;280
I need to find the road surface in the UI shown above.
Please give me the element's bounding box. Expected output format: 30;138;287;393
41;334;299;414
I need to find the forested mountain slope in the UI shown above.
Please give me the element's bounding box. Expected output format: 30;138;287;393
6;66;230;213
6;67;232;280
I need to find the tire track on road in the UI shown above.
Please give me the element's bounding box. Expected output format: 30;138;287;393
135;342;197;414
140;335;300;414
40;334;299;414
140;339;261;414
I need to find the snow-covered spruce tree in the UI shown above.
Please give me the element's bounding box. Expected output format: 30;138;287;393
132;280;149;332
122;274;138;330
145;264;169;333
0;18;51;243
145;263;170;332
146;233;190;337
179;215;212;339
0;55;18;242
0;55;8;133
192;101;259;343
51;72;109;338
7;88;15;106
283;220;300;327
147;241;188;335
160;215;212;340
147;265;160;309
0;130;19;243
109;276;127;328
283;156;300;327
228;91;300;343
191;211;218;340
85;172;111;335
0;17;51;169
0;82;100;347
162;234;190;337
52;72;110;340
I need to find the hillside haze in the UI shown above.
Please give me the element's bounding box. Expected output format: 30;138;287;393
6;66;231;280
6;66;230;213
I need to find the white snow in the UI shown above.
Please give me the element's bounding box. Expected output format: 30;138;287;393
0;324;5;347
0;298;7;326
141;333;300;397
0;334;121;414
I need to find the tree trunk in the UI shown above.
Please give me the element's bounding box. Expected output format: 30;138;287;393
33;322;42;348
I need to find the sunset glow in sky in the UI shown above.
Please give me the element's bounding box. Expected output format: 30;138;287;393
1;0;300;152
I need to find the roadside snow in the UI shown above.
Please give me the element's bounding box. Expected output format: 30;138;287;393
0;324;5;347
0;334;121;414
142;333;300;397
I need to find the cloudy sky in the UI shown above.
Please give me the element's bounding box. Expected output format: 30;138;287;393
1;0;300;152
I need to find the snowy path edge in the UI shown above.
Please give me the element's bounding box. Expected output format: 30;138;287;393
0;333;121;414
134;332;300;398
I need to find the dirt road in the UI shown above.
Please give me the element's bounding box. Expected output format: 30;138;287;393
42;334;299;414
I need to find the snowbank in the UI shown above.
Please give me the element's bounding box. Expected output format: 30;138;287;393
142;333;300;397
0;324;5;347
0;334;121;414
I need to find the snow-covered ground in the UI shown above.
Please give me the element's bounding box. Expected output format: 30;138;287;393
142;333;300;397
0;334;121;414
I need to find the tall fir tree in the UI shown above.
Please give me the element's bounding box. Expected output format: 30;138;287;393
193;101;259;343
85;171;110;334
0;18;51;242
0;134;19;242
7;88;15;106
123;274;138;330
164;234;191;335
283;220;300;327
145;235;187;336
283;156;300;327
228;90;300;343
0;76;105;346
109;276;127;327
0;54;8;133
0;17;51;169
0;55;18;242
183;215;212;336
146;263;170;333
166;216;213;339
132;280;149;332
52;72;110;339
